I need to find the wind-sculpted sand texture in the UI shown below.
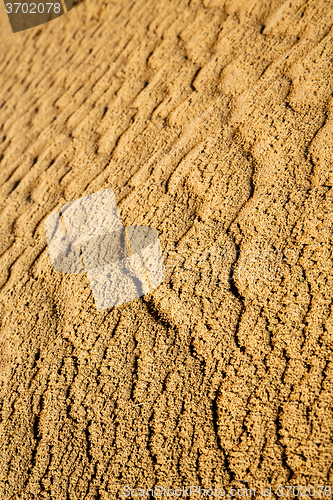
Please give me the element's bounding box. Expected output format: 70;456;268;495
1;0;333;498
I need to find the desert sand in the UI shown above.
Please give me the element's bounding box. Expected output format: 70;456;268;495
0;0;333;498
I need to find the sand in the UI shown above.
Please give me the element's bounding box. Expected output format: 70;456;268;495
0;0;333;498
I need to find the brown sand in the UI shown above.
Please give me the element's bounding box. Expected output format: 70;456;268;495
0;0;333;498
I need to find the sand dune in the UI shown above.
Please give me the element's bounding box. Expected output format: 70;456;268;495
0;0;333;497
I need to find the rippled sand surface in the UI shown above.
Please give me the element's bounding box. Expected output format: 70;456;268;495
0;0;333;497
